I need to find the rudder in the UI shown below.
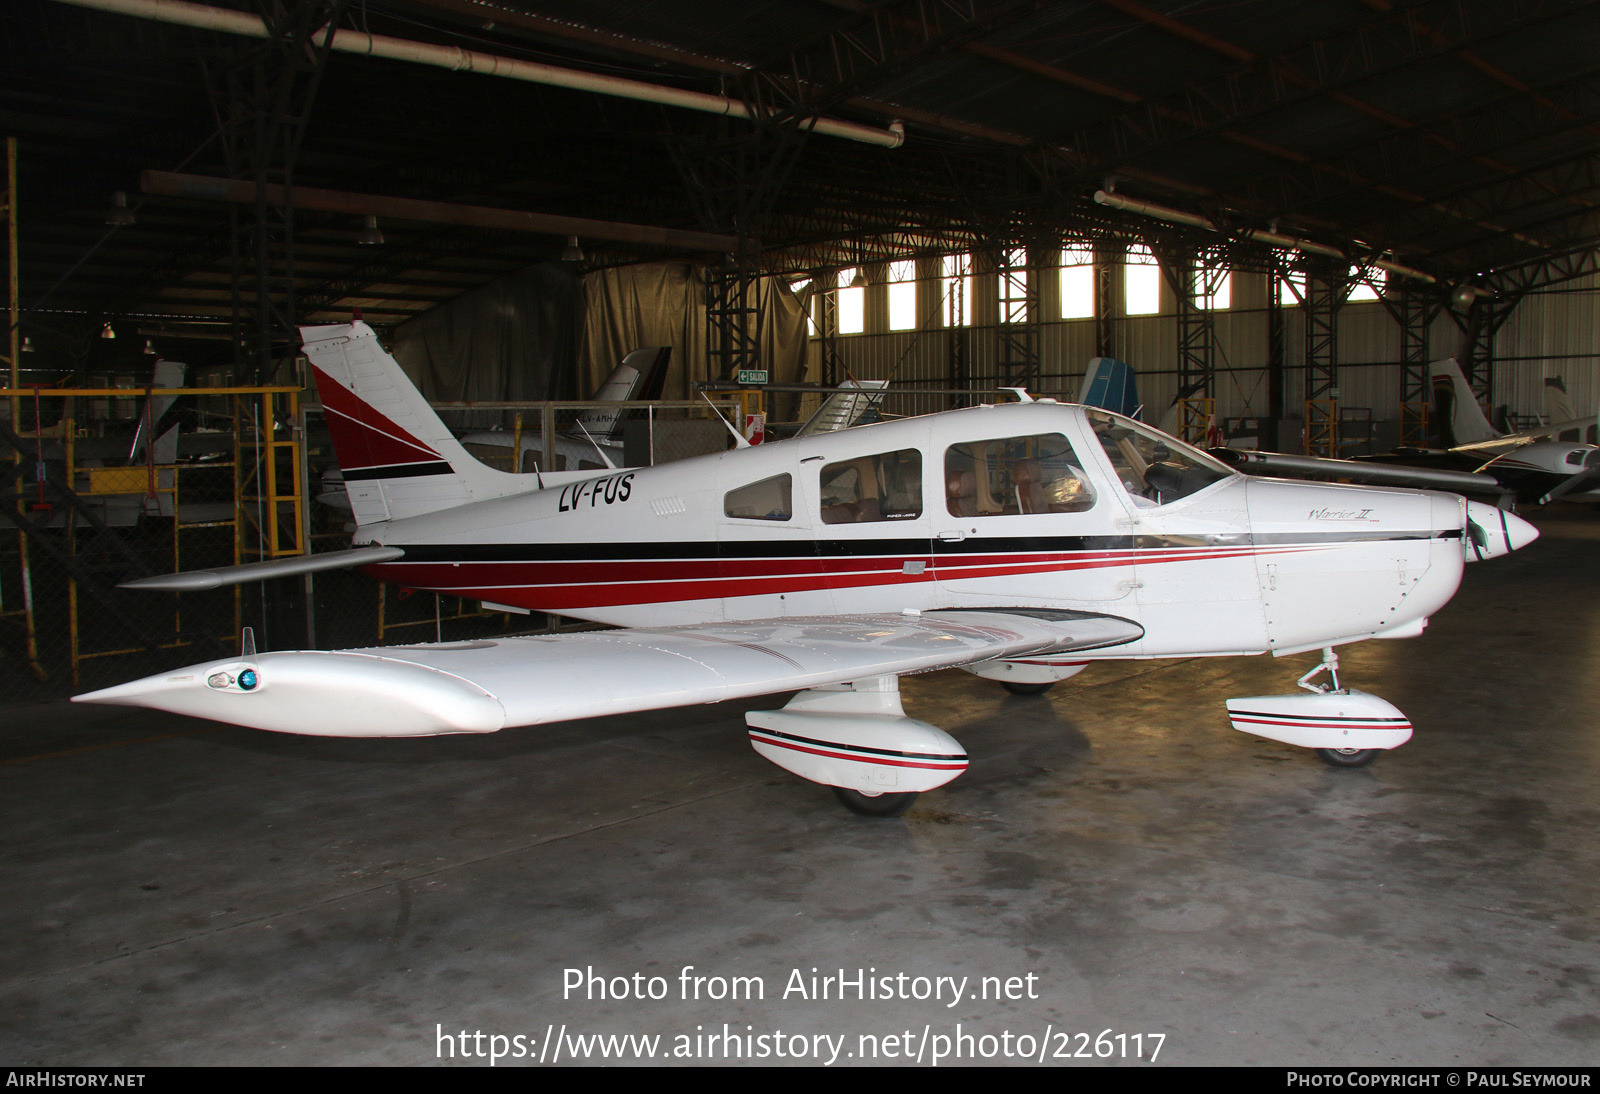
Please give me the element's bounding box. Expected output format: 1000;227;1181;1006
302;322;523;524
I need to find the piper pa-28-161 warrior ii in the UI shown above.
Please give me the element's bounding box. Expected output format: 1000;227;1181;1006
77;323;1538;816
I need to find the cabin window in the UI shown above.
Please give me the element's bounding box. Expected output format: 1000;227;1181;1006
819;449;922;524
1086;410;1231;507
724;474;792;521
944;434;1094;517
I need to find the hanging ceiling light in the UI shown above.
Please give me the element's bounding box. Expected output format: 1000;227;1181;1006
561;235;584;262
21;336;33;353
100;321;116;340
848;267;868;289
105;191;135;227
358;214;385;245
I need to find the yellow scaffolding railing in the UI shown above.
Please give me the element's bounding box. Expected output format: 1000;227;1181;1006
0;384;302;684
1304;398;1340;457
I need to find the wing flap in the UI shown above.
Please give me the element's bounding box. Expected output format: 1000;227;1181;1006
75;609;1142;737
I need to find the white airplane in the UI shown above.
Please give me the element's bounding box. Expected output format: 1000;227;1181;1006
458;346;672;472
1217;358;1600;507
77;323;1538;816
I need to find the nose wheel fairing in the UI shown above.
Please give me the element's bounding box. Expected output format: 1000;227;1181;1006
1225;690;1414;752
1226;647;1413;757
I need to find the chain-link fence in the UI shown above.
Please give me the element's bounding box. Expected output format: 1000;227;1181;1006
1;392;745;704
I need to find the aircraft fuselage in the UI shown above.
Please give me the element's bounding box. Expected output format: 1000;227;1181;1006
355;401;1478;661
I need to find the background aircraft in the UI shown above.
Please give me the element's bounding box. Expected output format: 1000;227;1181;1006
1217;358;1600;507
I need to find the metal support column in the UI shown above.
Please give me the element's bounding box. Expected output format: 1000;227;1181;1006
1264;251;1288;452
1303;273;1342;457
817;278;841;387
1154;242;1216;444
1094;239;1118;361
209;0;349;383
995;245;1040;392
1392;291;1438;446
1451;294;1519;428
706;251;764;382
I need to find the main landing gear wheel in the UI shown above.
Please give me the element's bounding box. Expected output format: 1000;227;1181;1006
1316;747;1379;768
1001;680;1054;696
832;787;919;817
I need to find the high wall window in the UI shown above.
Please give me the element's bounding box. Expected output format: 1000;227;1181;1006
887;259;917;331
942;253;972;327
1346;266;1387;302
1197;259;1231;310
789;277;818;335
1278;267;1306;306
837;268;864;334
999;247;1029;324
1125;244;1160;315
1059;245;1094;320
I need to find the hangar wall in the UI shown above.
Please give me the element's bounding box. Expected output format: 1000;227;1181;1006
814;261;1600;435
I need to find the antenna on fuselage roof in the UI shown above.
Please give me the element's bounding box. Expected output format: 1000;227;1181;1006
701;392;751;449
572;419;619;469
997;387;1035;403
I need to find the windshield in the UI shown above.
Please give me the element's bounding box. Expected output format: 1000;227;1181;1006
1085;410;1232;507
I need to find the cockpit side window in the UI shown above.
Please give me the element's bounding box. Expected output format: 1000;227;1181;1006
724;474;792;521
944;434;1094;517
1086;410;1230;507
819;449;922;524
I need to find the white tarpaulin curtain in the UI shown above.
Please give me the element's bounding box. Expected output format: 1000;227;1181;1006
581;263;809;403
389;261;807;427
390;263;580;430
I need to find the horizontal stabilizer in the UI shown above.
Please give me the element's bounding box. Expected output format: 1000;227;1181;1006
120;545;405;591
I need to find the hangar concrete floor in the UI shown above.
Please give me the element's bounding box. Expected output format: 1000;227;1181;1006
2;510;1597;1068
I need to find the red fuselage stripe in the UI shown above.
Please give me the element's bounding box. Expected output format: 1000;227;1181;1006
369;544;1330;611
1229;715;1413;730
749;734;968;771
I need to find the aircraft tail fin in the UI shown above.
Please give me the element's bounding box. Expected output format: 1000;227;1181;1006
301;322;525;525
571;346;671;443
1543;376;1580;439
1430;357;1499;448
1078;357;1140;420
130;359;187;463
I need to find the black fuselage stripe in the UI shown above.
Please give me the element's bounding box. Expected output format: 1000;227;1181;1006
387;531;1450;564
344;461;454;481
750;725;963;761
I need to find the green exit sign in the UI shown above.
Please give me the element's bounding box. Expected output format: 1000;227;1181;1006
736;369;769;384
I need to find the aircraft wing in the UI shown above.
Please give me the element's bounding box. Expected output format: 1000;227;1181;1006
1210;447;1511;501
1450;416;1597;454
75;608;1142;737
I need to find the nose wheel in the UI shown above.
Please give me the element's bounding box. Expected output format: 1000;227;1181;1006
1315;747;1379;768
832;787;919;817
